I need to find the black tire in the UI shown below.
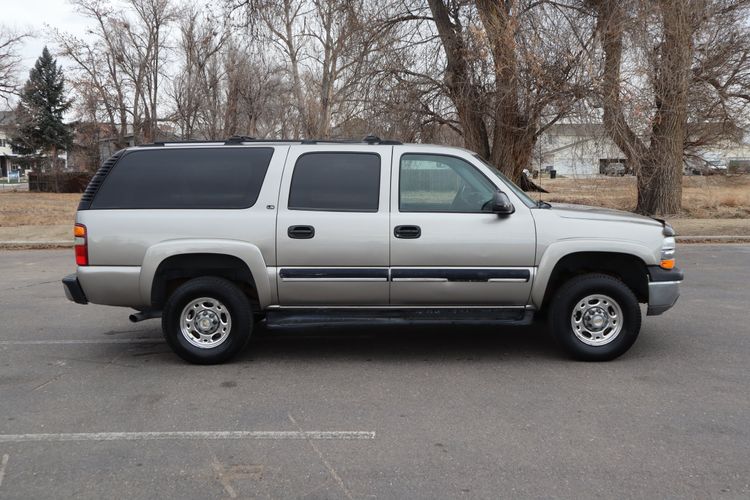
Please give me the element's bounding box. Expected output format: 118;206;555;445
162;277;252;364
549;273;641;361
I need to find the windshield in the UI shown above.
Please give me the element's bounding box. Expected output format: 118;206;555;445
472;154;538;208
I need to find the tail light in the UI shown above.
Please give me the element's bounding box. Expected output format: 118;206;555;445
74;224;88;266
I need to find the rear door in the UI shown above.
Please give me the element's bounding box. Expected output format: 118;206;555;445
276;145;391;305
389;147;536;306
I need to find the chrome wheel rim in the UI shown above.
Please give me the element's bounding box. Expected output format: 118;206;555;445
571;294;623;346
180;297;232;349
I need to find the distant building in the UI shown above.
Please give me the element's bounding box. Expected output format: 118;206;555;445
0;111;19;177
536;122;750;177
98;124;179;160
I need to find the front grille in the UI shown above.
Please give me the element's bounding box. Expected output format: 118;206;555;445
78;150;124;210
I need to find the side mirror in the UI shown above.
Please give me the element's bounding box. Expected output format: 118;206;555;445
490;190;515;215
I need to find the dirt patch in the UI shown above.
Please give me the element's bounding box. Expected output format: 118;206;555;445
0;192;80;227
0;225;72;241
671;218;750;237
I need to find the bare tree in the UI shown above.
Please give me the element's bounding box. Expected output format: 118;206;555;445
591;0;750;214
53;2;130;149
112;0;176;143
53;0;174;146
170;6;229;139
0;27;28;102
234;0;399;139
414;0;595;184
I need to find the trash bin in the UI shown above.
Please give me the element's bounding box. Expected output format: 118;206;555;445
550;169;557;179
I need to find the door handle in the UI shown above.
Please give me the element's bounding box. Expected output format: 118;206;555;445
288;225;315;239
394;225;421;239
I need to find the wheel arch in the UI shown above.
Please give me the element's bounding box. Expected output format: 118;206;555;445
139;240;275;309
533;245;652;311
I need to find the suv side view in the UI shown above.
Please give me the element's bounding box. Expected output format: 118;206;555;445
63;136;683;364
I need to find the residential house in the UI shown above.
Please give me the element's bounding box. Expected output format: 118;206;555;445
0;111;19;178
536;122;750;177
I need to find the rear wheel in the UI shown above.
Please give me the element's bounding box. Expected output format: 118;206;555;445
162;277;252;364
550;274;641;361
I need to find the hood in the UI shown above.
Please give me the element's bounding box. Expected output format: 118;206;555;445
548;203;662;227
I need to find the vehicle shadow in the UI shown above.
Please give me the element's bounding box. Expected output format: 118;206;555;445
232;320;563;363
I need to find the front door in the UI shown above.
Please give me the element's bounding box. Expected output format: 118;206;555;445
389;148;536;306
276;145;391;305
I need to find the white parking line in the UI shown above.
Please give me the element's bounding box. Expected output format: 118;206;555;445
0;339;161;345
0;431;375;443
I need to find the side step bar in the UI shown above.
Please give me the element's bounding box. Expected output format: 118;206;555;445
265;308;534;328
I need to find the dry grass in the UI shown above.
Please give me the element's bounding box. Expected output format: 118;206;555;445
0;193;80;227
542;174;750;219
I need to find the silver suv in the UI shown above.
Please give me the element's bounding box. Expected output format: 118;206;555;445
62;136;683;364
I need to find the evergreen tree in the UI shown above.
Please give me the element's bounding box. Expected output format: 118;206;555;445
12;47;72;191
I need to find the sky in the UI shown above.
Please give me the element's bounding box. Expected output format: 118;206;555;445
4;0;90;72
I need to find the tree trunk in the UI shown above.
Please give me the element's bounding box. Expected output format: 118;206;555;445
635;0;692;215
427;0;491;159
51;145;59;193
224;56;240;137
595;0;692;215
637;157;682;214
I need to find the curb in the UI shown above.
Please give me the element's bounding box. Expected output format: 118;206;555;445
676;235;750;243
0;241;73;249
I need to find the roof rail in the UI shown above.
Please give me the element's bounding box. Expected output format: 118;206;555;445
143;139;224;146
300;135;402;145
139;135;403;147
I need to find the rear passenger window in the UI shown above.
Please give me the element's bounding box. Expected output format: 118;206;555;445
288;153;380;211
91;148;273;209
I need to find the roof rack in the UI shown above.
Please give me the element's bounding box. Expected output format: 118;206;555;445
141;135;403;147
300;135;402;145
224;135;256;144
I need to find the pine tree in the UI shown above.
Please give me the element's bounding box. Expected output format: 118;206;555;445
12;47;72;191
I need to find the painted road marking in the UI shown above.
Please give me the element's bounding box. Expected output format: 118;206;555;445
0;339;161;345
289;413;354;499
0;431;375;443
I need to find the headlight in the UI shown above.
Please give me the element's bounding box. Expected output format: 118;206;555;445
660;237;676;269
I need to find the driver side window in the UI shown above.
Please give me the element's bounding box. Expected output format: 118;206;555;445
399;154;496;212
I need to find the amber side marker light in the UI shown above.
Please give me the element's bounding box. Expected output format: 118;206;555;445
660;258;676;270
74;223;88;266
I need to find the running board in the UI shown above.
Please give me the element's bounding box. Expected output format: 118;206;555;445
265;308;534;328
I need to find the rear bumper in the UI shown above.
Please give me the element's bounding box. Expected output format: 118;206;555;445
646;266;683;316
62;274;88;304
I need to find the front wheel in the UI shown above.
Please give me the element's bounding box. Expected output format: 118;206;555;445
162;277;253;364
550;274;641;361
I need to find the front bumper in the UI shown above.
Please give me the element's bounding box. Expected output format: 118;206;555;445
647;266;683;315
62;274;88;304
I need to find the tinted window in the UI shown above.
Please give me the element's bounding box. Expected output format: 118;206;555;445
91;148;273;209
400;154;496;212
288;153;380;211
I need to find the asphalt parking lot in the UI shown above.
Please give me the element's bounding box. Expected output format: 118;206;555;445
0;245;748;499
